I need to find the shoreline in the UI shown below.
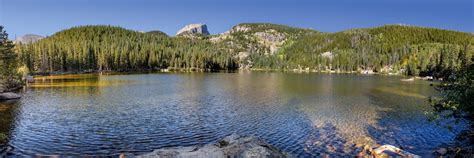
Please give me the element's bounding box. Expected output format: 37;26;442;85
28;69;441;83
28;68;426;77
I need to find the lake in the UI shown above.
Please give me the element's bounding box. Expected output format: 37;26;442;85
0;72;465;157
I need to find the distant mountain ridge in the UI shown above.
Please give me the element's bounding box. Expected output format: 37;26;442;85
15;34;44;44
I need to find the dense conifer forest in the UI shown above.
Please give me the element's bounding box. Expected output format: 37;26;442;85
15;26;237;73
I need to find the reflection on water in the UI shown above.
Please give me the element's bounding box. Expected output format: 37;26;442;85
30;74;134;88
0;72;466;157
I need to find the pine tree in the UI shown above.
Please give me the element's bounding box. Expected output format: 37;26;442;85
0;26;20;90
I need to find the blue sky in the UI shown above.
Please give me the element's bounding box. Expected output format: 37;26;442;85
0;0;473;38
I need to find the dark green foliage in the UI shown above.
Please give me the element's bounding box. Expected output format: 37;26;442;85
428;48;473;150
16;25;237;73
146;30;169;37
0;26;20;90
430;55;474;121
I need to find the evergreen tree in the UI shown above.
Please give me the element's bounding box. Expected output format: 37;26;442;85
0;26;20;90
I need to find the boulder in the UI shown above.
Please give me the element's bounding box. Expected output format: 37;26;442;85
137;134;288;158
176;24;210;36
0;92;21;100
372;145;420;157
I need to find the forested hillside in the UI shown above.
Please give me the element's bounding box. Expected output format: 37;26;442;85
15;25;236;73
210;23;317;69
15;24;474;78
253;25;473;77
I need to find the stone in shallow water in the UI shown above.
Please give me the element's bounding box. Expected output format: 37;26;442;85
137;134;288;158
0;92;21;100
436;148;447;155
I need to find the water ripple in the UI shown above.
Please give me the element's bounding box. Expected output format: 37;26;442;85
0;73;467;157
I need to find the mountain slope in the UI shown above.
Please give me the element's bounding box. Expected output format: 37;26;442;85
209;23;318;68
247;24;473;77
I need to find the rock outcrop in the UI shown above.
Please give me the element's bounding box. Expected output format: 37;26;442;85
176;24;210;36
253;29;287;55
137;134;288;158
15;34;44;44
198;23;313;69
0;92;21;100
223;25;252;34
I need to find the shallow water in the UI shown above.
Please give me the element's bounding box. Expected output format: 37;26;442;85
0;72;465;157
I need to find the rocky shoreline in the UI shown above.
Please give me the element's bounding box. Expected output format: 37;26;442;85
133;135;424;158
1;134;470;157
135;134;288;158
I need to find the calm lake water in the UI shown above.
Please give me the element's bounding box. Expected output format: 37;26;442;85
0;72;466;157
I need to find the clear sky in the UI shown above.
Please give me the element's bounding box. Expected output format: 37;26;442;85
1;0;473;38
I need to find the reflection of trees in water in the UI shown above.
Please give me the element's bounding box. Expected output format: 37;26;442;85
0;100;19;154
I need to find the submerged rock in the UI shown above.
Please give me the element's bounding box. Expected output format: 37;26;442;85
0;92;21;100
436;148;447;155
137;134;288;158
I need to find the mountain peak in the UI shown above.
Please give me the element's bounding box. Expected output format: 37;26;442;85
15;34;44;44
176;23;210;36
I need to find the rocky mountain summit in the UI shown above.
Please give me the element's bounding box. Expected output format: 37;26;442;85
176;24;210;36
15;34;44;44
